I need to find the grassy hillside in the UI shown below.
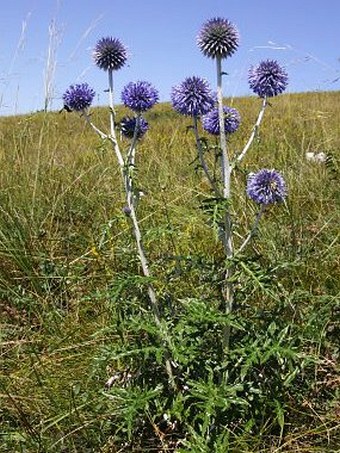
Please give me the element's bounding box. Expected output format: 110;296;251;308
0;91;339;452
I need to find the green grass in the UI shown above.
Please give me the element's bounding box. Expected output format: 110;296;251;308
0;91;339;452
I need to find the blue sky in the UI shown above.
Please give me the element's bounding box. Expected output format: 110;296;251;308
1;0;339;115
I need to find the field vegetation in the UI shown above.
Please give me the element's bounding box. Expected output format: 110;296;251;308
0;90;339;451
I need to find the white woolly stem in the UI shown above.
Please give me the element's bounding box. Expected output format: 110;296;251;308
124;177;176;387
234;96;267;166
127;114;140;175
216;57;233;257
83;113;107;140
123;122;176;389
85;77;176;389
216;56;234;362
216;57;231;199
108;77;176;388
108;69;124;168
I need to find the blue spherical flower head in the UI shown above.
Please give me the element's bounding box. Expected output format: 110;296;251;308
247;169;287;205
197;17;240;59
62;83;95;112
120;116;149;139
171;76;215;117
202;106;241;135
248;60;288;98
93;36;128;71
121;81;159;113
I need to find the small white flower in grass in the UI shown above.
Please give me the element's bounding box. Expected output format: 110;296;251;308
305;151;328;163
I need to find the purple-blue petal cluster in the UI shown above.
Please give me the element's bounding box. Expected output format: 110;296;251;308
62;83;95;112
202;106;241;135
248;60;288;98
120;116;149;139
121;81;159;113
93;36;128;71
246;169;287;205
171;76;215;117
197;17;240;59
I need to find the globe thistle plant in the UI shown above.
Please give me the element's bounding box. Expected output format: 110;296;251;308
202;106;241;135
62;83;95;112
246;169;287;205
65;50;174;382
197;17;240;59
248;59;289;98
180;18;289;364
62;16;290;396
171;76;215;117
93;36;128;71
121;81;159;113
120;116;149;139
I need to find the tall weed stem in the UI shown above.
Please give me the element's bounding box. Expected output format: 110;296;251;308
216;57;234;360
234;96;267;166
84;73;176;389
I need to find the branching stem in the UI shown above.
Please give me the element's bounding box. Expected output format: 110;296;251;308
108;69;124;168
216;57;234;364
234;96;267;166
84;75;176;389
216;57;230;199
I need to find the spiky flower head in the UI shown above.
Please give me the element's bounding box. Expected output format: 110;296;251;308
120;116;149;139
246;169;287;205
93;36;128;71
62;83;95;112
248;60;288;98
121;81;159;113
171;76;215;117
197;17;240;59
202;106;241;135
